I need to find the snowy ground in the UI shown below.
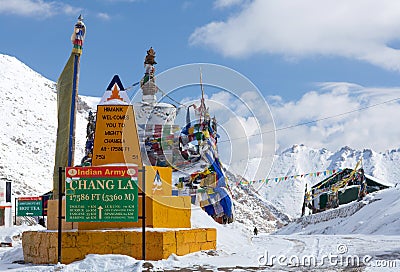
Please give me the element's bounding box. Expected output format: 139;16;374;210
0;199;400;271
0;228;399;271
0;176;399;272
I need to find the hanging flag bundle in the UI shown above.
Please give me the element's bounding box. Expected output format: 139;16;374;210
174;70;233;224
53;15;86;198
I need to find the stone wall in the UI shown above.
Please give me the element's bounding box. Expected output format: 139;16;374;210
22;228;216;264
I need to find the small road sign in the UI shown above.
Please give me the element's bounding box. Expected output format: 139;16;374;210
17;197;43;216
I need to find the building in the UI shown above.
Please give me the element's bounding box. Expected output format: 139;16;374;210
0;181;12;227
311;168;392;212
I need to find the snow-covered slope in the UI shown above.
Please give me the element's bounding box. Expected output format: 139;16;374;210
0;54;92;196
259;144;400;219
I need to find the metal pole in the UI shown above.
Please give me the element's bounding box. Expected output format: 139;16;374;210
14;198;17;226
141;166;146;260
67;54;79;167
58;167;63;264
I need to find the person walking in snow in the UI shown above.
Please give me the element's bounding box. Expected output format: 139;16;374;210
253;227;258;236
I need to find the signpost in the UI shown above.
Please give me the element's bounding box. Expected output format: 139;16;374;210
91;105;142;166
17;197;43;216
65;166;139;222
56;76;146;262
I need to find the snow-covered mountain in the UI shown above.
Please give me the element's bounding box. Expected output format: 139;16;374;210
1;53;399;231
0;54;93;196
258;144;400;219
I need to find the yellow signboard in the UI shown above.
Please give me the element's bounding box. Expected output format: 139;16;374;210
145;166;172;196
91;105;142;166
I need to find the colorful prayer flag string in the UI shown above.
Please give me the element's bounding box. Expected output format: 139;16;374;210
236;169;339;186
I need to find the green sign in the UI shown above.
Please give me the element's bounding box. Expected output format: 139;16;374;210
65;166;139;222
17;197;43;216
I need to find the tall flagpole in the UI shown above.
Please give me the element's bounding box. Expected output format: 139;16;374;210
53;15;86;198
69;14;86;166
68;54;79;166
199;67;206;124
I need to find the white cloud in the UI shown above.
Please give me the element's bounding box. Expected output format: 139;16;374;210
97;12;110;21
0;0;79;17
190;0;400;71
213;0;246;9
178;86;398;180
269;83;400;152
201;90;275;180
201;82;400;177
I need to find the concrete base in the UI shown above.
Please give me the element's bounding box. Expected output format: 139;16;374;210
22;228;217;264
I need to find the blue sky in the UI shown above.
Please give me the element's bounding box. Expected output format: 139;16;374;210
2;0;400;156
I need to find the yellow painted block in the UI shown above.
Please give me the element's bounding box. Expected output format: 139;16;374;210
91;244;109;254
206;228;217;242
62;247;83;264
184;231;196;243
49;233;57;247
39;246;48;259
130;244;142;258
22;231;41;263
177;229;206;244
175;231;185;245
162;244;176;258
195;229;207;243
116;244;134;256
152;196;191;228
48;247;57;264
62;232;77;248
189;242;202;253
200;241;216;251
77;232;90;246
124;231;141;245
146;242;163;260
176;242;190;256
90;232;106;244
106;233;124;245
146;231;163;245
162;231;176;244
145;166;172;196
26;232;38;246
